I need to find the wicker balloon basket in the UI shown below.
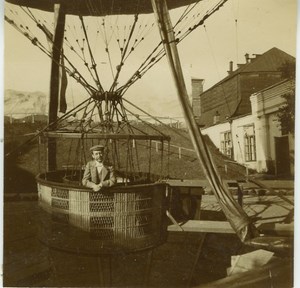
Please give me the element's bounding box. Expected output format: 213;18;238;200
36;171;168;255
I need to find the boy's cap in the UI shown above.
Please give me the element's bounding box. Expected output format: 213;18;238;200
90;144;105;152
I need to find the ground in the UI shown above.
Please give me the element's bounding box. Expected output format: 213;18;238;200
3;190;294;287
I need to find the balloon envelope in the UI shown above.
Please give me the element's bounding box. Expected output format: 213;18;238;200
5;0;199;16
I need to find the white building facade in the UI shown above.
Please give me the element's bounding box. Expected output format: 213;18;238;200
201;80;294;175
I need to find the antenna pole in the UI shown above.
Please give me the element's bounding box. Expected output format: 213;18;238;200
47;4;66;171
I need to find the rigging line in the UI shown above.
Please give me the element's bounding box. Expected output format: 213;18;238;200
36;20;85;64
107;13;120;45
66;138;74;173
97;17;107;45
80;16;104;93
173;1;200;29
123;98;189;140
64;24;88;62
120;119;149;136
72;100;96;132
109;0;115;17
235;18;239;65
122;20;157;63
20;6;37;22
61;51;98;94
203;24;232;115
78;98;94;131
132;15;149;41
173;3;192;27
85;1;102;54
115;41;164;94
5;97;91;158
5;10;36;39
82;111;99;133
101;18;115;80
64;35;87;63
79;30;89;66
138;48;166;74
87;0;101;17
115;25;121;49
118;48;166;95
174;4;208;38
88;0;116;47
178;0;228;43
117;0;222;95
5;16;51;58
22;17;97;95
135;21;155;43
123;107;168;138
9;6;30;29
97;100;105;123
109;14;139;92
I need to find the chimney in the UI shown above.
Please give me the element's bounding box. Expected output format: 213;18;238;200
213;110;220;124
191;78;204;117
227;61;233;74
245;53;250;63
191;78;204;97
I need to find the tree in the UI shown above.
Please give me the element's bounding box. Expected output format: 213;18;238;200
277;90;295;135
276;61;296;135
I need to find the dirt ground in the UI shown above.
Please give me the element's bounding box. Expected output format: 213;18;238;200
3;192;294;287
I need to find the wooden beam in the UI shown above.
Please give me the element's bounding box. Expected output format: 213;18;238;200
197;259;292;288
168;220;294;236
168;220;235;234
47;4;66;171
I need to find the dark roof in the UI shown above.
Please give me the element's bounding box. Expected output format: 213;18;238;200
5;0;199;16
203;47;295;94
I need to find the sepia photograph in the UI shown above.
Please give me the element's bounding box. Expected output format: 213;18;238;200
2;0;296;287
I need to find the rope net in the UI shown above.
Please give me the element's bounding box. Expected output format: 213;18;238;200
5;0;227;182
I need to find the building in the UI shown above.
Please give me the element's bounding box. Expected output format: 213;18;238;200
193;47;295;127
192;48;295;175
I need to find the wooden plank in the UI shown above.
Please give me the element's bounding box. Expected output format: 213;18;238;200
168;220;294;235
256;222;294;237
197;258;292;288
166;179;208;188
168;220;235;234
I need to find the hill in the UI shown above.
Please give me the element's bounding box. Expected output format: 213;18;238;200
4;89;48;117
4;122;248;195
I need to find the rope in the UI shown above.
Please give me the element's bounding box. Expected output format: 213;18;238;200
123;98;189;140
5;98;91;158
109;14;139;92
80;16;105;93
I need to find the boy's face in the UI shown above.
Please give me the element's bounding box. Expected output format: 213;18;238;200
92;150;104;162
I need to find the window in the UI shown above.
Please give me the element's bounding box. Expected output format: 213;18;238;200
220;131;233;159
244;125;256;161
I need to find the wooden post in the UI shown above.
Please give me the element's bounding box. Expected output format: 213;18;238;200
143;250;154;286
47;4;66;171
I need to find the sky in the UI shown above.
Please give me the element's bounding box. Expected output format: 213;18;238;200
3;0;298;118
